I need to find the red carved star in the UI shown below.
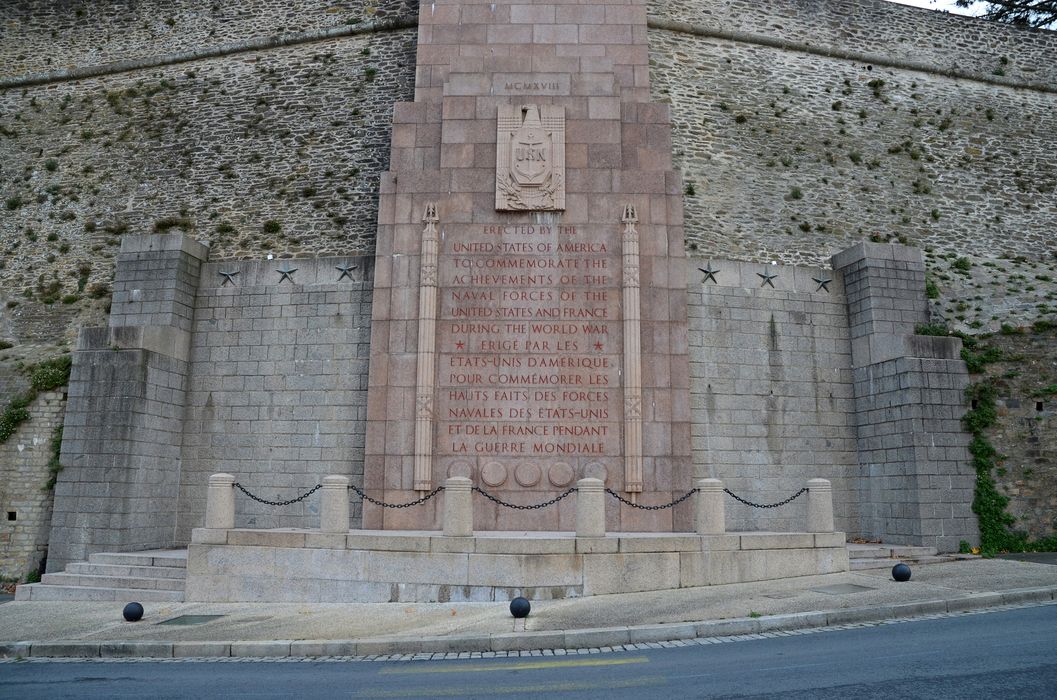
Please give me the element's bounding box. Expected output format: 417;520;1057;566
455;341;465;350
594;341;604;351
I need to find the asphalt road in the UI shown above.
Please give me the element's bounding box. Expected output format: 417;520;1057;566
2;604;1056;699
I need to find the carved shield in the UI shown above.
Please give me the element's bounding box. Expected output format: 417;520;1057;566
509;106;551;186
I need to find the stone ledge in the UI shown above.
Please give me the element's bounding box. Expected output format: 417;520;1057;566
184;529;850;603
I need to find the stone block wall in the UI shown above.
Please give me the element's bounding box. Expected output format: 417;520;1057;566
48;347;188;572
853;355;976;550
177;256;374;543
0;391;64;581
687;257;858;534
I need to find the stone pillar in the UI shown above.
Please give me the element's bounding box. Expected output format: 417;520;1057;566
46;233;206;571
575;478;606;538
204;473;235;530
413;204;440;492
807;479;835;533
695;478;726;535
320;475;350;534
442;477;473;537
833;242;978;552
621;205;644;494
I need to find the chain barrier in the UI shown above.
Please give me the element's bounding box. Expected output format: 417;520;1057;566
604;487;699;510
723;487;809;509
472;486;577;510
348;484;445;509
232;482;322;507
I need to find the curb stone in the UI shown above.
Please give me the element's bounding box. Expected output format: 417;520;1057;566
3;586;1055;660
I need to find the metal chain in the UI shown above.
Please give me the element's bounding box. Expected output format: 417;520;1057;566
605;487;699;510
472;486;577;510
348;484;445;509
723;487;809;509
232;482;322;507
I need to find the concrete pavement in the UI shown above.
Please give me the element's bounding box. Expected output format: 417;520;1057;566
2;558;1056;659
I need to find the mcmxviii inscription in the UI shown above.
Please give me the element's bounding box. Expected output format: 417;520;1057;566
496;104;566;211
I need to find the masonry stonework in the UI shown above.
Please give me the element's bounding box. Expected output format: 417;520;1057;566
1;0;1054;569
0;391;64;581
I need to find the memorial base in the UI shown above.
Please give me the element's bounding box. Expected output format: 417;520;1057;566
186;528;848;603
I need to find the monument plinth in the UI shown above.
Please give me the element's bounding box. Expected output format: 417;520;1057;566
365;0;692;531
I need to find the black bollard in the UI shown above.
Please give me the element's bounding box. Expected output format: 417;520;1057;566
892;563;912;582
509;596;531;619
123;602;144;622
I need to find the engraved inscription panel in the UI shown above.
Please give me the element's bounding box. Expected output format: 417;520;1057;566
437;222;620;478
496;105;566;212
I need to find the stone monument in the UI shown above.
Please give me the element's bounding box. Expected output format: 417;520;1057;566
365;0;693;532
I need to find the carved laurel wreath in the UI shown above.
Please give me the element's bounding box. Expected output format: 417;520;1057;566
497;173;563;210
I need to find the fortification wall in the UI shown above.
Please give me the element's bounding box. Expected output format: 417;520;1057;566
0;27;415;349
651;0;1057;86
0;391;64;581
0;0;417;78
652;25;1057;268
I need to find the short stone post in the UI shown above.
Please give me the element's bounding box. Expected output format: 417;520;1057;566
443;477;473;537
320;475;350;533
205;473;235;529
695;478;726;535
575;478;606;537
807;478;835;533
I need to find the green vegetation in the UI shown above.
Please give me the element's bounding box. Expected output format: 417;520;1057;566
925;275;940;299
960;333;1057;556
0;355;71;448
153;216;193;233
44;426;64;490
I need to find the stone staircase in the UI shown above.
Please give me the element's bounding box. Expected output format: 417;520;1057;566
15;550;187;602
847;543;960;571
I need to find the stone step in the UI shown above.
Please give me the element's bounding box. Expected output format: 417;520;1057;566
88;551;187;569
850;554;957;571
41;573;186;591
847;544;940;559
850;557;901;571
66;562;187;580
14;583;184;602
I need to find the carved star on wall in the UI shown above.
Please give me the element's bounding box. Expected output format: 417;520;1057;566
455;341;465;350
218;270;240;286
813;277;833;293
757;270;778;288
699;263;720;284
336;263;357;281
276;265;298;283
594;341;604;351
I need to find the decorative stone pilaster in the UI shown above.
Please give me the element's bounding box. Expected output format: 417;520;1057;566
443;477;473;537
205;473;235;530
413;203;439;492
621;204;643;494
695;478;726;535
575;478;606;537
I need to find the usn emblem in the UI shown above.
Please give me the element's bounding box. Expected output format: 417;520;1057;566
496;104;565;211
